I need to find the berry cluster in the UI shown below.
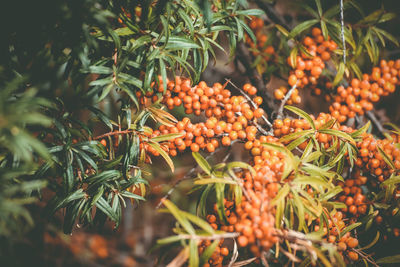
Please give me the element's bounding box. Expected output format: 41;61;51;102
273;85;302;104
314;211;360;262
157;78;265;155
274;28;337;102
97;67;399;265
272;112;353;149
336;173;368;217
246;16;275;63
329;59;400;123
355;132;400;182
199;238;229;267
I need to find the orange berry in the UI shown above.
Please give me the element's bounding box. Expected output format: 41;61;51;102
254;108;264;118
312;27;322;37
274;89;284;100
220;247;229;256
206;143;215;152
100;139;107;147
311;66;322;77
253;96;263;105
248;86;257;95
347;251;359;261
222;136;231;146
288;74;298;87
237;236;248;247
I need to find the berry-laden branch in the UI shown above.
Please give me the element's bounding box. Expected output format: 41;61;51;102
225;79;273;128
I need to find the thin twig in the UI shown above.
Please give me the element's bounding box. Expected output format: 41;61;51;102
93;129;134;140
277;84;297;118
340;0;347;64
366;110;386;136
351;248;379;267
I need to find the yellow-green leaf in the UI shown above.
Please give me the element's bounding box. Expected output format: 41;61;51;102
192;152;211;175
285;106;315;130
148;142;175;172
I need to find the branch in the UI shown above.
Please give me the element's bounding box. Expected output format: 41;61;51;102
350;248;379;267
236;42;277;114
366;110;386;137
93;129;134;140
277;84;297;118
254;0;290;29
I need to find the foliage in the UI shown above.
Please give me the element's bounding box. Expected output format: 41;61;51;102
1;0;400;266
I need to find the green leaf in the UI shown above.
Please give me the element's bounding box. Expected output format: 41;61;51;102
89;66;113;74
263;143;297;180
382;175;400;186
320;20;328;40
89;106;113;130
215;183;227;223
181;211;215;234
271;183;290;206
315;0;322;17
285;106;315;130
292;190;305;231
287;134;313;151
157;235;183;245
275;24;289;37
189;239;199;267
199;240;219;266
279;129;314;143
351;121;371;138
288;19;319;39
289;46;299;68
162;200;195;235
373;27;399;46
89;77;113;86
234;17;244;41
148;142;175;172
376;254;400;264
165;36;201;49
377;146;396;170
120;191;146;201
96;197;118;222
48;189;86;215
339;222;361;239
318;129;355;145
226;162;256;176
333;62;345;86
236;9;265;16
359;231;380;250
178;9;195;36
151;133;184;143
114;27;135;36
192;152;211;175
86;170;121;185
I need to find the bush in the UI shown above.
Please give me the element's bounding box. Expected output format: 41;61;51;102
1;0;400;266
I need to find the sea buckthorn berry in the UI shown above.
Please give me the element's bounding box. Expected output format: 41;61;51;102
100;139;107;147
288;75;298;87
274;89;284;100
